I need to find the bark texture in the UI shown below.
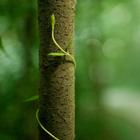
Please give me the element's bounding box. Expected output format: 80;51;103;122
38;0;76;140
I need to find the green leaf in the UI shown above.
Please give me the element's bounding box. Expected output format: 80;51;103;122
24;95;39;102
48;52;66;56
51;14;55;30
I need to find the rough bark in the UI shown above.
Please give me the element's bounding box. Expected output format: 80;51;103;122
38;0;76;140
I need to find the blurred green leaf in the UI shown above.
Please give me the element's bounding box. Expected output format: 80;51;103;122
0;37;5;52
24;95;39;102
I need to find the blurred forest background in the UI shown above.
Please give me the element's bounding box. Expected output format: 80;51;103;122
0;0;140;140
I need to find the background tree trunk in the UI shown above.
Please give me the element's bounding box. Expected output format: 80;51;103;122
38;0;76;139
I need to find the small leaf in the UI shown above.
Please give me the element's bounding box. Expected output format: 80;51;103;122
24;95;39;102
51;14;55;30
48;52;66;56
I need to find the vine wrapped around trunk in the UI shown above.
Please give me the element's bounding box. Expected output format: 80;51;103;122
38;0;76;139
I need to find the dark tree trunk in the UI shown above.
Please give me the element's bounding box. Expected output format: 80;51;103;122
38;0;76;140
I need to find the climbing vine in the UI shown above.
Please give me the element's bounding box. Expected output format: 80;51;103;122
25;14;76;140
48;14;76;67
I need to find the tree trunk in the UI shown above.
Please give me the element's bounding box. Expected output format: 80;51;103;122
38;0;76;140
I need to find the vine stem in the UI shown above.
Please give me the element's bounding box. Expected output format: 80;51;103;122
36;109;60;140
